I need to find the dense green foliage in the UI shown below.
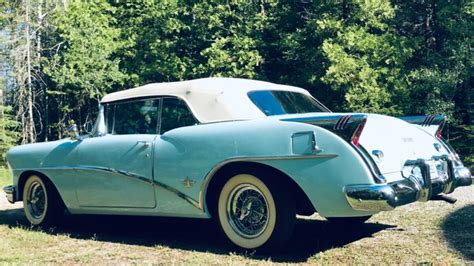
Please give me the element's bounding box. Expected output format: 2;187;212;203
0;104;19;165
43;1;126;135
1;0;472;166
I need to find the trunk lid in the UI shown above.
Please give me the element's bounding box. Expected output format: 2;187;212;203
358;114;448;174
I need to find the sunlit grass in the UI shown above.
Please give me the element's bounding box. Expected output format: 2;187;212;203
0;168;11;188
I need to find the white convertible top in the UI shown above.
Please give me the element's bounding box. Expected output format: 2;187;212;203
101;77;311;123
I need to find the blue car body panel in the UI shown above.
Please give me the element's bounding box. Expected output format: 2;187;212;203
7;117;377;218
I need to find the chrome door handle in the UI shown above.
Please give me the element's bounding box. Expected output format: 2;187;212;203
137;141;151;148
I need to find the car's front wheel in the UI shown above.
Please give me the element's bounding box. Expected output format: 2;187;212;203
23;175;64;226
217;173;295;250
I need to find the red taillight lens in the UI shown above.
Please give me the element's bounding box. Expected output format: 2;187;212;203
435;119;445;139
351;118;367;146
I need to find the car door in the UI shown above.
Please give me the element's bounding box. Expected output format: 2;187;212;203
74;98;159;208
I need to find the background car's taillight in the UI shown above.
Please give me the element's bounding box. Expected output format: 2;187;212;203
435;119;445;139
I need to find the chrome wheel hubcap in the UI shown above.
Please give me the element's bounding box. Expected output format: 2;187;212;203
27;182;46;219
227;184;269;238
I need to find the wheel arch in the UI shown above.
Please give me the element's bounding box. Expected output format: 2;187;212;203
17;170;65;207
204;161;316;217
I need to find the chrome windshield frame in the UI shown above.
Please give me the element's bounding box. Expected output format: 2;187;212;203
92;104;107;137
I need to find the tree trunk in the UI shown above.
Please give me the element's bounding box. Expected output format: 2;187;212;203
25;0;35;143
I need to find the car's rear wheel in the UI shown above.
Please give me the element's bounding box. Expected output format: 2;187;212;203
23;175;63;226
217;173;295;250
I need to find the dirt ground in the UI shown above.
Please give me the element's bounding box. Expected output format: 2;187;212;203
0;185;473;264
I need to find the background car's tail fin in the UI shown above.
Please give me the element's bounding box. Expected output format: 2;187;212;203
400;114;462;162
400;114;446;138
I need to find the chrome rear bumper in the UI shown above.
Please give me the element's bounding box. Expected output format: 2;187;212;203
344;158;472;212
3;185;16;204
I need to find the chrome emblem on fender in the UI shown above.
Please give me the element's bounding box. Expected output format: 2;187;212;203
372;150;384;162
183;177;195;188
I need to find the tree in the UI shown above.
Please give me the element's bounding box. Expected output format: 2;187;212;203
112;1;267;85
1;0;62;144
185;1;265;78
111;1;185;85
0;84;19;165
3;0;39;144
43;1;126;138
315;0;414;114
393;0;473;168
394;0;473;120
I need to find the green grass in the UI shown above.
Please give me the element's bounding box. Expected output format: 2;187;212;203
0;168;11;188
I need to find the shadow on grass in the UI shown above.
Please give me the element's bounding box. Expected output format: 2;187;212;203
442;204;474;261
0;207;394;262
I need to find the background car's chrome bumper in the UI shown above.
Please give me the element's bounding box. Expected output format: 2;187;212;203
3;185;16;204
344;158;472;212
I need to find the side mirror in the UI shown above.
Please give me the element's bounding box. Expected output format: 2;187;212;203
67;124;79;140
83;120;94;134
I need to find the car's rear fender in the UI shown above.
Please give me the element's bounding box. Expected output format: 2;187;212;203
181;119;377;218
251;126;379;217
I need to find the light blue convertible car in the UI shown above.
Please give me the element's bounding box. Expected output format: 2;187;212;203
4;78;472;250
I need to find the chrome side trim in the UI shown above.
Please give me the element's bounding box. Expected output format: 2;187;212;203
16;166;152;184
15;166;201;210
76;165;153;184
198;153;338;211
152;179;201;209
17;153;337;214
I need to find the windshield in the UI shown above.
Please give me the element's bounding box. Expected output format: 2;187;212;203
248;90;328;116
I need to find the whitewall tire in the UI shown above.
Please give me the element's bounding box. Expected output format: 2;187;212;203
23;175;63;226
217;174;295;250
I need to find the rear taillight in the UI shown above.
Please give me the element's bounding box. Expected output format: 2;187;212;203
351;118;367;146
435;119;446;139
